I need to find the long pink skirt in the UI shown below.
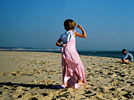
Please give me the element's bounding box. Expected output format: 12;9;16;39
61;39;86;89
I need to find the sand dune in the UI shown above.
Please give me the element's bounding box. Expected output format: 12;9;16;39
0;51;134;100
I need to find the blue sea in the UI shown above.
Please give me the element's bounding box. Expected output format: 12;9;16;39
0;47;134;59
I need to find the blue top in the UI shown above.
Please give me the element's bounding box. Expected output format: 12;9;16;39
122;52;134;62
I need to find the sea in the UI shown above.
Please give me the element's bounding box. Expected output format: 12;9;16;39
0;47;134;59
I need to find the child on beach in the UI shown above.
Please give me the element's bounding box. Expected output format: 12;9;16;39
120;49;134;63
56;19;87;89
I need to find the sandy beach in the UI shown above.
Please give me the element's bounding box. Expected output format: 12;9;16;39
0;51;134;100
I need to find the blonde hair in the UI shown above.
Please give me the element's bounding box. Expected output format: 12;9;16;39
64;19;76;31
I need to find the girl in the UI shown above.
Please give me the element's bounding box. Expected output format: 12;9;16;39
56;19;87;89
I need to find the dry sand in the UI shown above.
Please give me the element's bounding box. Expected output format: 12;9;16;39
0;51;134;100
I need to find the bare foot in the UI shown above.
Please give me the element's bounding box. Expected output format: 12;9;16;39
78;80;86;86
65;82;68;88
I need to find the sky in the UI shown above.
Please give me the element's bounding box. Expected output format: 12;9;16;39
0;0;134;51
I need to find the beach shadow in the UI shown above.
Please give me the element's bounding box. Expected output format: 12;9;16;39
0;82;63;90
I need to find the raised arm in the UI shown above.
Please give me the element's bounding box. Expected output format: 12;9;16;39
56;38;63;47
75;25;87;38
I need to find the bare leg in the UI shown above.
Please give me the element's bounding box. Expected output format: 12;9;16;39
122;59;131;64
73;70;85;87
65;82;68;88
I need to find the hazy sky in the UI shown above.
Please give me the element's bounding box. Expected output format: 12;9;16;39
0;0;134;51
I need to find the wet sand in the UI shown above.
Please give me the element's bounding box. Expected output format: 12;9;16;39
0;51;134;100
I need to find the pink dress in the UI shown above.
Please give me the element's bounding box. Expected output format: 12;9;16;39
60;31;86;89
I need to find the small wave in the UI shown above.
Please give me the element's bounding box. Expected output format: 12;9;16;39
0;47;60;52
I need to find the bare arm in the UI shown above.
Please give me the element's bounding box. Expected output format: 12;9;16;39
56;38;63;47
75;25;87;38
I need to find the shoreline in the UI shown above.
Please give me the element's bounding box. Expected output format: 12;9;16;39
0;51;134;99
0;50;128;59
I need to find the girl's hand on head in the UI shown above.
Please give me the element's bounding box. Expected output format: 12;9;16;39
76;25;82;29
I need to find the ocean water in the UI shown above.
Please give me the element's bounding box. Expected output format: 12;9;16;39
79;51;124;58
0;47;134;59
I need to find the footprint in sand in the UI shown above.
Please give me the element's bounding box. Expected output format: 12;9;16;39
122;92;133;99
0;91;3;95
42;93;48;97
84;90;96;98
28;97;38;100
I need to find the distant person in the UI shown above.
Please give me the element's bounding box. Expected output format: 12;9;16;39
120;49;134;63
56;19;86;89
